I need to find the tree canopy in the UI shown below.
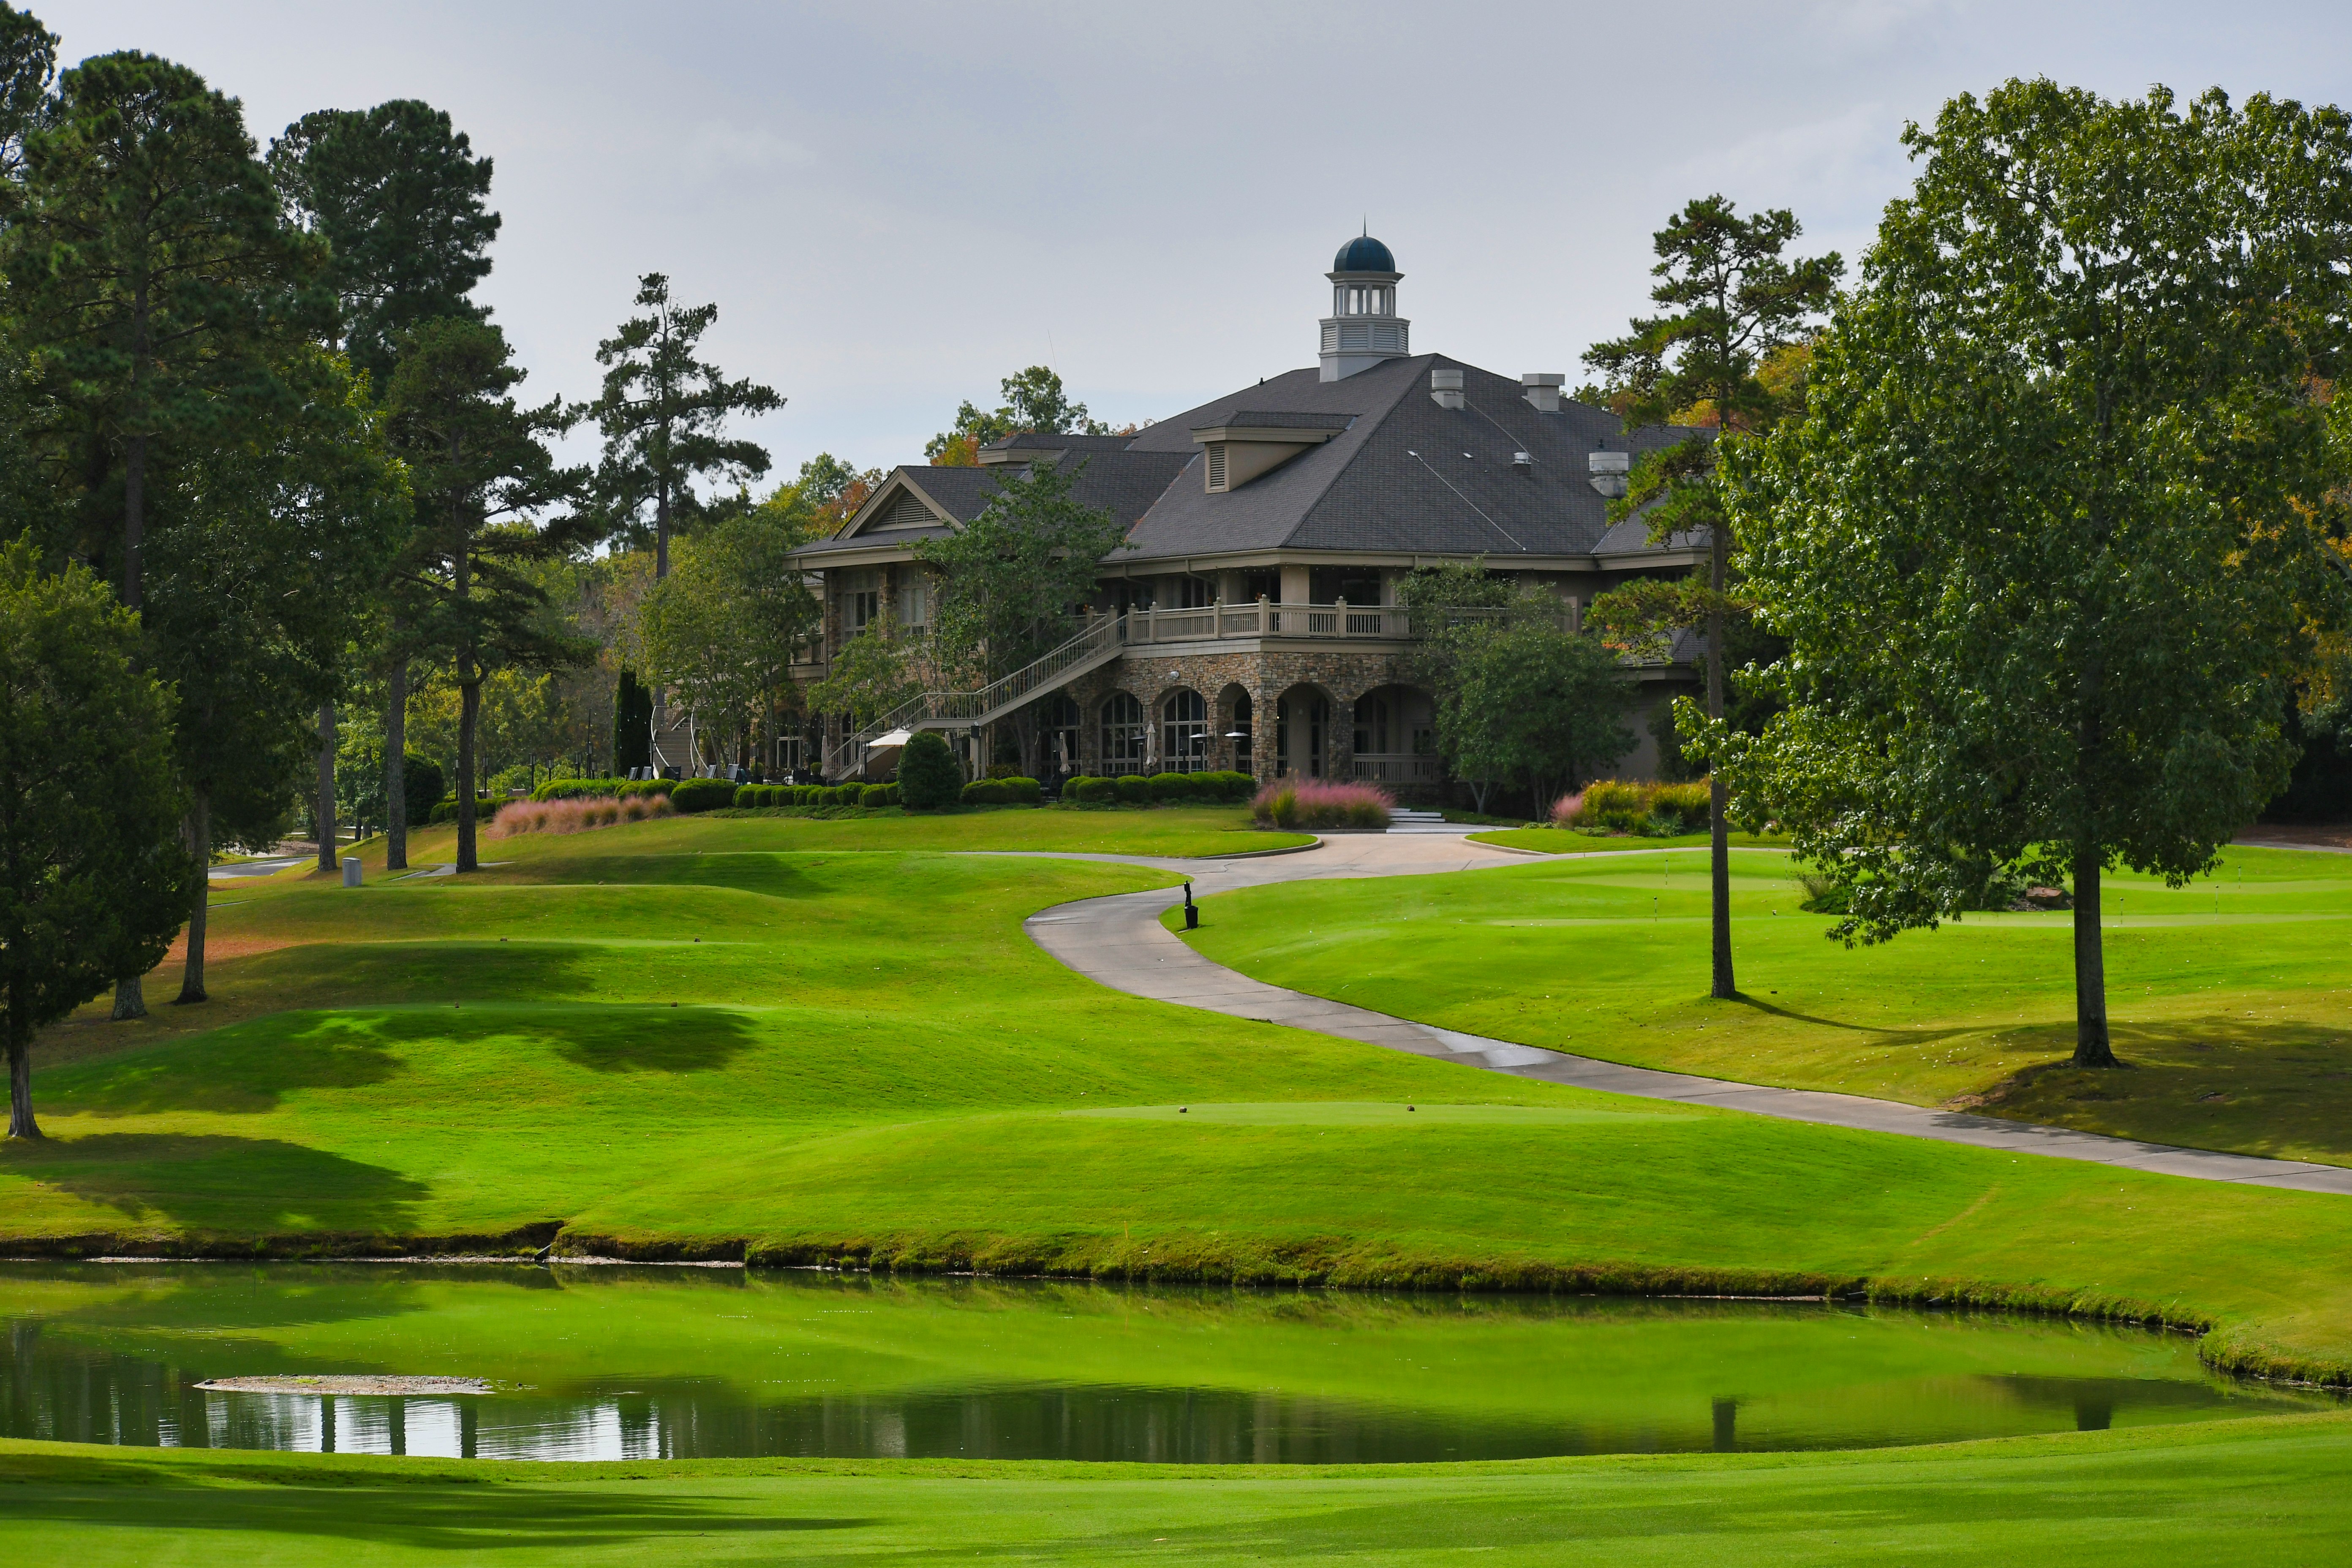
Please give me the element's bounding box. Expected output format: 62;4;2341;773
589;272;781;577
1729;80;2352;1067
0;536;195;1137
925;365;1107;466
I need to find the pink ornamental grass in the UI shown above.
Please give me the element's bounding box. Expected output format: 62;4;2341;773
1250;778;1394;830
485;793;675;839
1550;789;1585;827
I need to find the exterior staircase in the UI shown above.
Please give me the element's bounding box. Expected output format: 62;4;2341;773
822;612;1130;780
1385;806;1459;834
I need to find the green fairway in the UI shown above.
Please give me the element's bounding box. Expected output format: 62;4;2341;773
6;1414;2352;1564
10;814;2352;1384
1181;841;2352;1168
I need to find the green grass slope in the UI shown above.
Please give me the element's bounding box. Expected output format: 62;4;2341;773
6;1415;2352;1565
1181;842;2352;1167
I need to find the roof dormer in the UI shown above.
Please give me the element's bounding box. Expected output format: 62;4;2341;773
1190;411;1351;493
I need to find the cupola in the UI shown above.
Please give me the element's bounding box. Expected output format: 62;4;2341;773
1320;229;1409;381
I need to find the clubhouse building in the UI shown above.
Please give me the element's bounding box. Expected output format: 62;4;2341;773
785;235;1703;795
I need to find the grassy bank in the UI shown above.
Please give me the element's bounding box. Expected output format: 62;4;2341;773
6;1414;2352;1563
1182;842;2352;1168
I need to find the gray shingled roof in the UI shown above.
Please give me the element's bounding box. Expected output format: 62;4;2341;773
804;354;1704;566
1122;356;1701;561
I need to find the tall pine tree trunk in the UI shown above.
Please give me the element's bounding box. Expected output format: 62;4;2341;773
1706;526;1736;1000
7;983;39;1139
456;651;480;874
175;789;212;1005
316;701;338;872
385;651;408;871
2072;850;2114;1066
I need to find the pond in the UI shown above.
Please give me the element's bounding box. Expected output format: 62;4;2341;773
0;1263;2328;1464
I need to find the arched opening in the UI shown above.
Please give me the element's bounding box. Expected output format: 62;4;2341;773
1100;692;1146;775
1274;686;1331;779
1160;689;1208;772
1219;685;1253;774
1041;691;1081;776
1349;684;1436;785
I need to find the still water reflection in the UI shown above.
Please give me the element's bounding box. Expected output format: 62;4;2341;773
1;1263;2328;1463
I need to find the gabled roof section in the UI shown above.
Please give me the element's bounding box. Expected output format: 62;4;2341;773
792;447;1193;562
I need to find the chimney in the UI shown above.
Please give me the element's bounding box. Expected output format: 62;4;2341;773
1521;373;1564;412
1430;367;1465;410
1588;449;1630;498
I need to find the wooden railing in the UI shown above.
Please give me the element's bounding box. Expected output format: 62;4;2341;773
1127;599;1573;644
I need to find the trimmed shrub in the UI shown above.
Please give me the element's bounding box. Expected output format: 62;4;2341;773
1063;775;1116;803
1250;779;1393;830
858;784;894;808
898;731;962;811
961;779;1008;806
428;794;501;825
1113;774;1152;805
998;776;1041;806
486;795;675;838
1196;770;1255;804
1560;778;1713;836
532;776;629;802
1145;771;1193;803
670;778;739;814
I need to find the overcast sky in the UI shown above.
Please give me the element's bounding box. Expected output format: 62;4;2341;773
42;1;2352;481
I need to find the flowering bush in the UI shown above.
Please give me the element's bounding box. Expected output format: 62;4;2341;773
1556;779;1711;836
485;794;675;838
1250;778;1394;830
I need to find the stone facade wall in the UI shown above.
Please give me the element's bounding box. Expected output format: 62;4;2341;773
1061;643;1432;792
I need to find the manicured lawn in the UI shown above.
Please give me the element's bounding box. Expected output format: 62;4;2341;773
1182;842;2352;1169
1471;828;1788;854
6;1414;2352;1564
5;815;2352;1385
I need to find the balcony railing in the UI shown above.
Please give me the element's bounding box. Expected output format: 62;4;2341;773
1127;599;1575;644
1350;754;1440;784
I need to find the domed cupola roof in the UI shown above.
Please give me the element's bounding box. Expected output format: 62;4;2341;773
1332;233;1396;274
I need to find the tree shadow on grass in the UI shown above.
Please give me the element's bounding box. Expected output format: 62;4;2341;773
343;1002;763;1076
0;1462;871;1553
47;1011;408;1116
0;1132;430;1237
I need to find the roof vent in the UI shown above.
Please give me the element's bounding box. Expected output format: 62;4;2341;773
1588;449;1630;498
1430;367;1465;410
1512;452;1533;474
1521;373;1564;413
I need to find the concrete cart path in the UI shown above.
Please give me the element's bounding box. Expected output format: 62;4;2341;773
1008;830;2352;1197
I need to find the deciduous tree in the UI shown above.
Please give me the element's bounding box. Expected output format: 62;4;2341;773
0;537;195;1137
1729;81;2352;1067
924;366;1106;466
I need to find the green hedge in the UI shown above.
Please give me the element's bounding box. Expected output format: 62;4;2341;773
531;776;631;802
1057;770;1254;806
670;778;739;814
615;778;675;800
859;784;899;808
428;795;501;825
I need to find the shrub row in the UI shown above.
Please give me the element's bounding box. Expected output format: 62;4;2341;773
1554;779;1712;836
735;782;900;809
1062;770;1255;806
533;776;681;802
1250;779;1394;830
961;776;1042;807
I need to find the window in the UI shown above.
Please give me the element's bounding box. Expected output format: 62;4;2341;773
895;574;927;634
1162;689;1207;770
1309;566;1381;605
849;590;879;630
1231;693;1252;771
1276;694;1327;778
1101;693;1146;771
1353;693;1391;754
1176;576;1214;609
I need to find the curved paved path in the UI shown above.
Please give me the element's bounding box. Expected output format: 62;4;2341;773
1010;830;2352;1197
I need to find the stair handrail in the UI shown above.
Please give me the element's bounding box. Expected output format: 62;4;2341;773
820;612;1127;778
